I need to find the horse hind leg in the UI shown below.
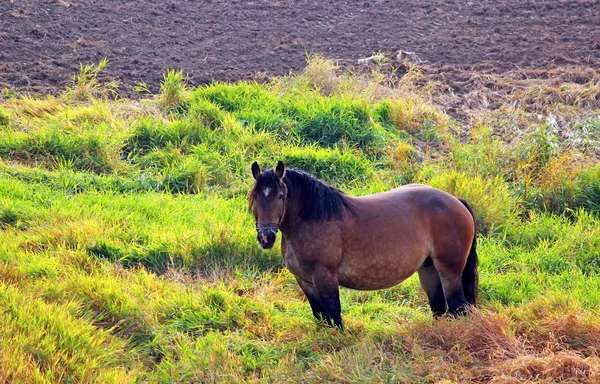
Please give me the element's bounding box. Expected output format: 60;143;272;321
458;198;479;307
417;257;446;317
435;258;468;316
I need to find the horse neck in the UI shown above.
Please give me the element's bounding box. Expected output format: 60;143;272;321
280;195;302;237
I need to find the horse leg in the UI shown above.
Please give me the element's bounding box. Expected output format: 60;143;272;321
312;266;343;330
417;257;446;317
295;277;325;321
434;257;468;316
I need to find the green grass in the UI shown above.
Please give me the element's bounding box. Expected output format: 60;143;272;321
0;56;599;382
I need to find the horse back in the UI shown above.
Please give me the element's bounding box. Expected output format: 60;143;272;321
348;183;471;222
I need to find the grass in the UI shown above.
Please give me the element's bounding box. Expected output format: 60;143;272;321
0;55;599;382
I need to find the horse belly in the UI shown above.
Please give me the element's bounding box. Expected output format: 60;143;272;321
337;247;426;290
338;210;430;290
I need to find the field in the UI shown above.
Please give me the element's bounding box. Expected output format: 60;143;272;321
2;0;600;96
1;1;600;382
0;53;599;382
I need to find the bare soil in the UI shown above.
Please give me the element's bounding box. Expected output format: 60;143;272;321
1;0;599;96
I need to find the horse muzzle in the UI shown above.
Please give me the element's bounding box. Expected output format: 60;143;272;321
256;224;278;249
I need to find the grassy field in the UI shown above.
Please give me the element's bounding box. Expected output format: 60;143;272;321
0;56;599;383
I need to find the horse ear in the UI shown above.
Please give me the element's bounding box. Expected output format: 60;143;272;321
251;162;261;180
275;161;285;179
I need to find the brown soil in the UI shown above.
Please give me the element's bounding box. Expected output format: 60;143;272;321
1;0;599;96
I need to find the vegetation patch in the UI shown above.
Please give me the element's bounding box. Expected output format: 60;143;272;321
0;56;599;381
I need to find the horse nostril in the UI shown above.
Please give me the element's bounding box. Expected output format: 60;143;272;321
257;227;278;248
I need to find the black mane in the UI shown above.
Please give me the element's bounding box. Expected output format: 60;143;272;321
282;168;355;221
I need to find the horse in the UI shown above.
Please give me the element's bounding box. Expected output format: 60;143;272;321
248;161;478;330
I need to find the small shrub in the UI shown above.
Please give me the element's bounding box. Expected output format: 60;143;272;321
422;170;519;235
281;146;373;185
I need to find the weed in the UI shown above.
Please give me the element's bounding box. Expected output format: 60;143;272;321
159;69;189;112
63;58;119;102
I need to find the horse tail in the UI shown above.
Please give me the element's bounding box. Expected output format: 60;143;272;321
458;198;478;306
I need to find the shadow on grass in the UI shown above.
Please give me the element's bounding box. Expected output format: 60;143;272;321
86;237;282;275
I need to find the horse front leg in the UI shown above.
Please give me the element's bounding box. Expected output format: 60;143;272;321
295;277;325;321
312;266;343;331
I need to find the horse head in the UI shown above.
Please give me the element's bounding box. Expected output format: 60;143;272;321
249;161;287;249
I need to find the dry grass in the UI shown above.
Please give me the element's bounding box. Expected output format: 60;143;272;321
299;54;344;96
6;96;63;119
435;65;600;131
385;140;418;169
398;297;600;383
295;297;600;383
386;96;451;138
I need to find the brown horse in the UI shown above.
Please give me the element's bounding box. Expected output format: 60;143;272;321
249;161;478;330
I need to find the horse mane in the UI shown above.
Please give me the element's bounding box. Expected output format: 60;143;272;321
282;168;355;221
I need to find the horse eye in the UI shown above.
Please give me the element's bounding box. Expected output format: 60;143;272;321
278;193;283;200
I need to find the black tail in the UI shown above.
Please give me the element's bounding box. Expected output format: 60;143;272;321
459;199;478;306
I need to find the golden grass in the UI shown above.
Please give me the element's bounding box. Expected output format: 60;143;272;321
385;140;417;169
6;96;63;119
387;95;451;138
397;297;600;383
298;54;343;96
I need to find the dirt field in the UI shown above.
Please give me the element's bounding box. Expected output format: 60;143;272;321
1;0;599;96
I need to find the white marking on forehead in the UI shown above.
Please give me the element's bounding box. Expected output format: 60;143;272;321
263;187;271;197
